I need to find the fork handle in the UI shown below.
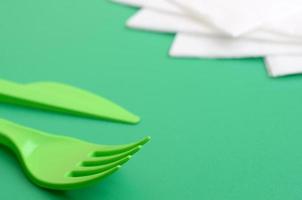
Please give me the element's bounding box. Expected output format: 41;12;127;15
0;119;37;152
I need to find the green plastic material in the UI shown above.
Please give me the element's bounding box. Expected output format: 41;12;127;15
0;119;150;190
0;79;140;124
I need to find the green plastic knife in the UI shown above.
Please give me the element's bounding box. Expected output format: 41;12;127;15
0;79;140;124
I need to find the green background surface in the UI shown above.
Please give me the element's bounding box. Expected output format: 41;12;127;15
1;0;302;199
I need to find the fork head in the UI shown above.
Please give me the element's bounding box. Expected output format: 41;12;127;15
23;135;150;190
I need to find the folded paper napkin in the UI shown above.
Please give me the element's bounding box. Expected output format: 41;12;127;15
127;9;302;44
113;0;302;77
266;56;302;77
117;0;302;38
170;33;302;58
170;0;302;37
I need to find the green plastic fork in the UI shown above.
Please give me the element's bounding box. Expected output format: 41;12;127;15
0;119;150;190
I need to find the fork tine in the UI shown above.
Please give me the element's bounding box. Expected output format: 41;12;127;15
83;145;142;166
69;156;132;177
92;136;151;157
63;166;122;189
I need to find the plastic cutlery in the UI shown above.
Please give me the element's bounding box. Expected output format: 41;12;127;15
0;119;150;190
0;79;139;124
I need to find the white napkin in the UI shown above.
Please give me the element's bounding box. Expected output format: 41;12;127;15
265;12;302;38
171;34;302;77
170;0;302;37
118;0;302;39
265;56;302;77
113;0;302;77
170;33;302;58
127;9;302;44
